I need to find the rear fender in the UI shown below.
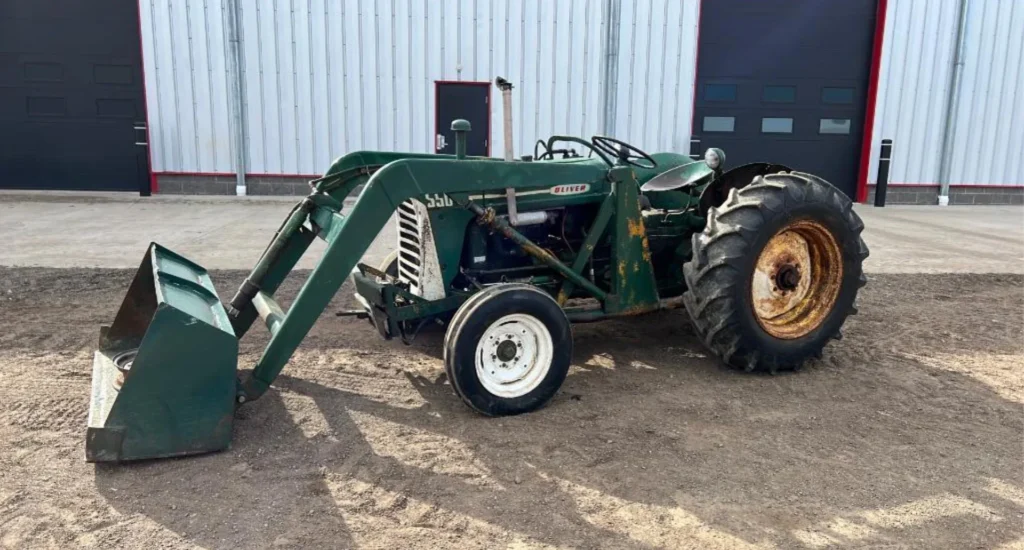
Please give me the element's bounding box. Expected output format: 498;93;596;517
698;162;792;216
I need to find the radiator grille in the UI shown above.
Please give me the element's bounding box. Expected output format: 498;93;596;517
396;200;421;291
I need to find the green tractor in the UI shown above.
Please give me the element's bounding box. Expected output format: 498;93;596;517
86;78;867;462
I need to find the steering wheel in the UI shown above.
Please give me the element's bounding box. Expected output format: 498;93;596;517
546;135;613;166
591;136;658;169
534;139;550;160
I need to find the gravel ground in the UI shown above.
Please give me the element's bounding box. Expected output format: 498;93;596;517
0;268;1022;549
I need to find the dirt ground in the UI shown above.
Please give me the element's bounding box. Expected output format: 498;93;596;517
0;268;1021;549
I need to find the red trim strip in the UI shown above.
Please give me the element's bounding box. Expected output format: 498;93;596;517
487;82;492;156
433;80;491;86
153;171;322;179
856;0;889;203
434;81;438;154
868;183;1024;188
154;171;228;177
689;0;703;136
135;1;157;194
249;173;322;178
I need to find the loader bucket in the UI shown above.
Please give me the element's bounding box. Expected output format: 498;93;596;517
86;243;238;462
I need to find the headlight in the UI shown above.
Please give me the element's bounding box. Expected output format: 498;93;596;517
704;148;724;170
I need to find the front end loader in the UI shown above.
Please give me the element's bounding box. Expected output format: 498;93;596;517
86;78;867;462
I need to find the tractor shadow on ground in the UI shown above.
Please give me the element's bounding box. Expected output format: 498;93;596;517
93;301;1024;549
92;392;358;548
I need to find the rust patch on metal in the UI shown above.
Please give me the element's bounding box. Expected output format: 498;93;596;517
617;260;627;280
751;219;843;339
477;207;498;226
627;218;646;238
521;242;557;263
556;288;569;306
618;303;659;316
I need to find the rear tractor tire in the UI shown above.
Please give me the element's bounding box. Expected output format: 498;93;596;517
444;284;573;416
682;171;869;373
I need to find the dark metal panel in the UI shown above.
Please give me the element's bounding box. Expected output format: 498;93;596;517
434;82;491;157
0;0;149;191
693;0;877;198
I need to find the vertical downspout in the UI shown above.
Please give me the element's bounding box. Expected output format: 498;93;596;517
937;0;970;206
224;0;248;196
599;0;621;136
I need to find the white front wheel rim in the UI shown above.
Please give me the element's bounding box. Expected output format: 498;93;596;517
474;313;554;398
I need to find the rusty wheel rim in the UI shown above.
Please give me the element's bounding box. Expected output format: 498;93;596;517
751;219;843;339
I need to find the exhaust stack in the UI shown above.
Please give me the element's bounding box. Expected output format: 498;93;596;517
496;76;519;224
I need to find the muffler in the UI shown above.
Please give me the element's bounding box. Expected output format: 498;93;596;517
86;243;238;462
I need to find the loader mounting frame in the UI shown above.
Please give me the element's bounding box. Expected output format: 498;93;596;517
231;146;669;404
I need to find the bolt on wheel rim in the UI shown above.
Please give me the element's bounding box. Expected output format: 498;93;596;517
751;219;843;339
475;313;553;398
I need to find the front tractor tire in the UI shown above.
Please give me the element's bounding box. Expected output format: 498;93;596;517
444;284;573;416
683;172;869;373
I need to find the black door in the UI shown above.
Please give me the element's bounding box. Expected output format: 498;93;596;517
435;82;490;157
692;0;877;198
0;0;150;192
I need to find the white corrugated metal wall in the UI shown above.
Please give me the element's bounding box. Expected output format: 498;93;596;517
140;0;1023;189
613;0;701;153
868;0;1024;187
140;0;236;174
140;0;701;176
949;0;1024;186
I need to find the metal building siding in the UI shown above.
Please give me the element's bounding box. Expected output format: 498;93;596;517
240;0;611;174
869;0;957;186
613;0;701;153
869;0;1023;187
139;0;234;173
949;0;1023;185
141;0;700;175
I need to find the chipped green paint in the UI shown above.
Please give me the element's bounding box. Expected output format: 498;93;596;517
607;167;660;314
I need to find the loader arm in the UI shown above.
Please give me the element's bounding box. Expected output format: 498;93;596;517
228;149;505;340
314;149;507;198
237;158;608;401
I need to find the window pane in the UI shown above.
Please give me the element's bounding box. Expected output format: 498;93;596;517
822;87;855;104
761;117;793;134
703;116;735;132
763;85;796;102
27;96;66;116
704;84;737;102
819;118;852;134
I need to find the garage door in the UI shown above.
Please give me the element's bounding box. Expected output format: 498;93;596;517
692;0;877;198
0;0;149;192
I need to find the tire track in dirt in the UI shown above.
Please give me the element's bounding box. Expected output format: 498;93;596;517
0;268;1021;549
0;397;87;433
